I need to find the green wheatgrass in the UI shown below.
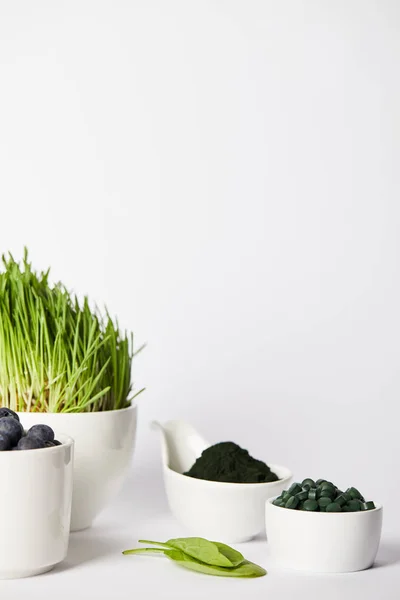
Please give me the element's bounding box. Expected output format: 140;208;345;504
0;249;144;413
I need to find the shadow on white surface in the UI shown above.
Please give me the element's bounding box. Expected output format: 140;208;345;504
373;541;400;569
252;531;267;542
51;533;121;572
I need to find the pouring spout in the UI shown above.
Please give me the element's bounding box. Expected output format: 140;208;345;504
151;419;210;474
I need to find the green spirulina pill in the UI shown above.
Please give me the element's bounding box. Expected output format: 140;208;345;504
335;495;347;506
320;481;334;490
295;491;309;501
347;499;362;511
320;485;336;496
347;487;363;500
361;501;375;511
326;502;342;513
286;496;299;509
279;480;374;513
319;489;333;499
289;483;302;495
302;499;318;511
301;478;315;488
318;497;331;509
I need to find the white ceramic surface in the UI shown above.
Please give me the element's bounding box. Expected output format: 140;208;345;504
154;419;292;543
265;498;383;572
0;434;74;579
18;405;137;531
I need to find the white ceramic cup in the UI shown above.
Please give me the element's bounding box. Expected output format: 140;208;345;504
18;405;137;531
0;434;74;579
164;464;292;543
265;497;383;573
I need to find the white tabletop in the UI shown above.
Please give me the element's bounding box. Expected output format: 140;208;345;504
1;463;399;600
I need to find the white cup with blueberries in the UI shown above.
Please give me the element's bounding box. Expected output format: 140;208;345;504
0;408;74;579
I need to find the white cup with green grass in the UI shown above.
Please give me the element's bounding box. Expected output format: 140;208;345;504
0;250;143;531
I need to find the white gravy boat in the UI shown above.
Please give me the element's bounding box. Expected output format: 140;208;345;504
152;419;292;543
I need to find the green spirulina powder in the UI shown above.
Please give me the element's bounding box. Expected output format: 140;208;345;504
184;442;279;484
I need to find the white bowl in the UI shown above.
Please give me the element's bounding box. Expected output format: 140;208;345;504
265;497;383;572
18;404;137;531
164;464;292;543
0;434;74;579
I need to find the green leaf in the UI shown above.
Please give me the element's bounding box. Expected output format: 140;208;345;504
123;545;266;578
138;537;242;568
123;538;267;578
210;541;244;567
136;539;174;549
123;547;166;555
164;550;266;578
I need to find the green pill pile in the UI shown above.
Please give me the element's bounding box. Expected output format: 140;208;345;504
273;478;376;512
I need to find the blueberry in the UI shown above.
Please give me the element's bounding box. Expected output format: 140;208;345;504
0;417;23;446
53;440;62;446
17;436;46;450
0;432;11;451
0;408;20;422
26;424;54;443
45;441;55;447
